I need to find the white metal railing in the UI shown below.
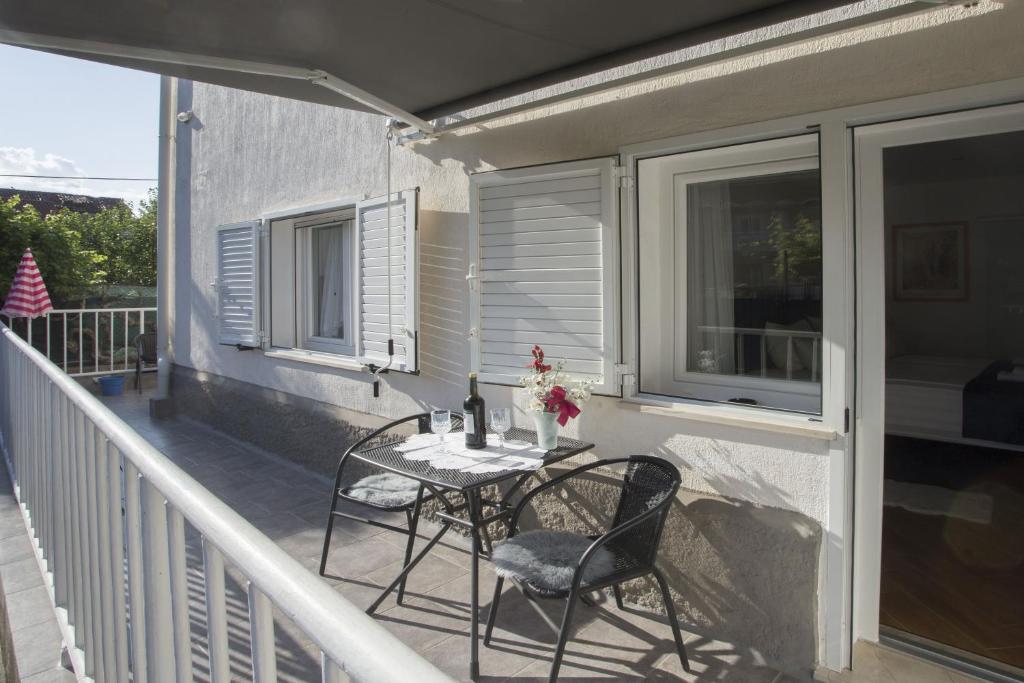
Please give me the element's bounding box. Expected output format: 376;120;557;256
0;322;453;683
696;324;822;382
1;307;157;377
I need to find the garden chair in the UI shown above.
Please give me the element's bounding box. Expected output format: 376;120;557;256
133;332;158;393
484;455;689;682
318;412;463;607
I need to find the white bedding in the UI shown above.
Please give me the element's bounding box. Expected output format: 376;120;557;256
885;355;989;443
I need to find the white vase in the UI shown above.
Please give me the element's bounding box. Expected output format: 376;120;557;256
533;410;559;451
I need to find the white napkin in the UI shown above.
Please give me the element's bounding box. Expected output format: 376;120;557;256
394;433;547;473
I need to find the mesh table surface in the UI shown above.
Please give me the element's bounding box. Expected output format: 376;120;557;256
349;427;594;493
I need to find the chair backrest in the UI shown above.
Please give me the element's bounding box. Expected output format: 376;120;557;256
609;456;681;567
135;332;158;361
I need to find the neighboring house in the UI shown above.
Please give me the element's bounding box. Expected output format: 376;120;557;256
7;0;1023;680
0;188;124;217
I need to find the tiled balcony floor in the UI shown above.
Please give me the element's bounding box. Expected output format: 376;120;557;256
97;390;791;682
94;389;981;683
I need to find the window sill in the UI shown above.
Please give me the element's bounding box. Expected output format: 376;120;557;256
618;395;838;441
263;348;367;373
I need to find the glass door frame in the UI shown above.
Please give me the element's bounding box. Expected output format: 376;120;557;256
852;101;1024;661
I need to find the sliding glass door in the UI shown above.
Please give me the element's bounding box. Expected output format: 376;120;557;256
856;104;1024;679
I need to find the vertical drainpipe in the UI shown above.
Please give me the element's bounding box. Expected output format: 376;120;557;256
155;75;177;404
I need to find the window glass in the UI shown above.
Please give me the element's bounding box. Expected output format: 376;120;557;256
312;224;347;340
638;135;823;413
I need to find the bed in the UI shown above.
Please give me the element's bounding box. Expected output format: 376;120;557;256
885;355;1024;450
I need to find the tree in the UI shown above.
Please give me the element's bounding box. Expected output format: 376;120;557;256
0;196;106;307
0;191;157;308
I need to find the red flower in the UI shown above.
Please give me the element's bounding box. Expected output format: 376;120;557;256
527;344;551;373
544;385;581;426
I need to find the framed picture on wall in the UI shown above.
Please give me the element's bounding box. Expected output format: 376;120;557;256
892;222;969;301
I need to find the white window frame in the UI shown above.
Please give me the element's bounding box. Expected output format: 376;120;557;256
634;134;823;413
263;198;361;360
296;216;356;356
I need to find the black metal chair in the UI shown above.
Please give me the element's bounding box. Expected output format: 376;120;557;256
484;455;689;682
133;332;158;393
318;412;462;609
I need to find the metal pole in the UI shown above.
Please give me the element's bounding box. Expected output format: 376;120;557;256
203;540;230;683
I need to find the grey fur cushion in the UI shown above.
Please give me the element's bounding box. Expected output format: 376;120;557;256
342;473;420;507
491;530;616;594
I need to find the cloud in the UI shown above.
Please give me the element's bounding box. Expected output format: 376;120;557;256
0;147;153;205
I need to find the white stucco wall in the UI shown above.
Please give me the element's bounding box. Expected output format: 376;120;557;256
172;0;1024;531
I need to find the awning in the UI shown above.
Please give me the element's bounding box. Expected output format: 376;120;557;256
0;0;942;134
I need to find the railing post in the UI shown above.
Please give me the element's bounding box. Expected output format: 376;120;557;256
71;409;92;672
322;653;346;683
247;583;277;683
124;462;148;683
95;434;117;680
52;392;70;610
167;507;193;683
202;540;230;683
141;478;175;683
84;422;106;681
107;445;130;682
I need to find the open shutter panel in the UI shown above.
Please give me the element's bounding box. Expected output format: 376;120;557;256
356;189;418;372
469;158;620;395
216;220;262;347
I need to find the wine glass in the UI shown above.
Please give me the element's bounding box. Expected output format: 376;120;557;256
430;409;452;453
489;407;511;451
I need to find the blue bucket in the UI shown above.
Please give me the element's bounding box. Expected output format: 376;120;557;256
97;375;125;396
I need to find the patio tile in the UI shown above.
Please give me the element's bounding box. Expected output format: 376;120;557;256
319;533;409;580
0;510;28;540
0;556;45;594
6;585;52;632
0;532;36;564
11;618;64;678
20;668;77;683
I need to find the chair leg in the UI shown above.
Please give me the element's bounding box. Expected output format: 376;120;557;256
483;576;504;646
652;567;689;673
548;588;580;683
612;584;625;610
397;486;424;605
318;490;341;576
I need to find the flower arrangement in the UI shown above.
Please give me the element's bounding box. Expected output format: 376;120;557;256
520;345;593;426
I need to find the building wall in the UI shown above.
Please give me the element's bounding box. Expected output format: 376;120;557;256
169;1;1024;673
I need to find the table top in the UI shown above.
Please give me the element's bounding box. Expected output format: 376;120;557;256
349;427;595;492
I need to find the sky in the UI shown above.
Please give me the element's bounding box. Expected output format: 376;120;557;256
0;44;159;205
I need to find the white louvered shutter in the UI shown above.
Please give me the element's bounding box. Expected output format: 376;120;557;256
216;221;262;347
469;158;620;395
356;190;418;372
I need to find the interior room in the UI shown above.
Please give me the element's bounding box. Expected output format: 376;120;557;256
880;130;1024;674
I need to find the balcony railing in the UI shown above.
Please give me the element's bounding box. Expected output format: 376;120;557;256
695;324;822;382
1;307;157;377
0;322;453;683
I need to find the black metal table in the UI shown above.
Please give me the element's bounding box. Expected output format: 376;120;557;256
347;427;595;681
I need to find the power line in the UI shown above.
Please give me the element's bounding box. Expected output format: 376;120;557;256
0;174;157;181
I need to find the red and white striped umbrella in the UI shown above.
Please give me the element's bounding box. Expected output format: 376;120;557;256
1;248;54;319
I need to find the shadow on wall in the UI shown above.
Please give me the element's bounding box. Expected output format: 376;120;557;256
515;464;821;677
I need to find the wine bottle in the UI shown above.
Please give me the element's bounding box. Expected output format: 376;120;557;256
464;372;487;449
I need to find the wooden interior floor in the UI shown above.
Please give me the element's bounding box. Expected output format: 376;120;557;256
880;435;1024;672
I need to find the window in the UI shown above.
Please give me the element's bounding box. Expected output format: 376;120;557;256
216;190;419;372
636;135;822;413
296;214;355;355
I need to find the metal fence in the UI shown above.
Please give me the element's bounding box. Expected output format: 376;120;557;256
1;308;157;377
0;321;453;683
